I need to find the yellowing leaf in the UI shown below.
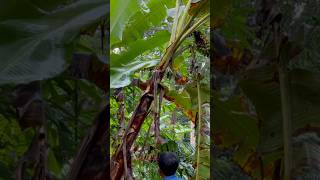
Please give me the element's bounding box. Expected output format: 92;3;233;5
173;56;184;71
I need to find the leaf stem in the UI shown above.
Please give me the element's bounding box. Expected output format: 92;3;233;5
176;0;192;36
170;0;181;44
196;78;202;180
275;21;292;179
279;65;292;180
74;80;79;146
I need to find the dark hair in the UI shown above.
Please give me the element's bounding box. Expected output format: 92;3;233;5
158;152;180;176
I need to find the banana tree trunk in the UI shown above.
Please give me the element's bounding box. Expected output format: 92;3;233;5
110;45;175;180
110;92;154;180
110;5;209;177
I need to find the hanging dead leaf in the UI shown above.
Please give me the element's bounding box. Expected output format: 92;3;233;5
174;73;189;85
12;81;44;129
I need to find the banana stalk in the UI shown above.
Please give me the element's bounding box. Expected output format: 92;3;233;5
110;1;209;179
195;79;202;180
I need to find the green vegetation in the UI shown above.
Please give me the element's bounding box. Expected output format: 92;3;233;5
213;0;320;179
0;0;319;179
110;0;210;179
0;0;108;179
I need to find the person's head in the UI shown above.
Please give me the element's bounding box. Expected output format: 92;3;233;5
158;152;180;177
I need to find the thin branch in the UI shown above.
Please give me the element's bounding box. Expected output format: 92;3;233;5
279;62;292;180
156;87;165;146
138;118;153;158
195;77;202;180
74;80;79;146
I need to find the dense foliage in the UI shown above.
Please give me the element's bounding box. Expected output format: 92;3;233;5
0;0;319;179
213;0;320;179
0;0;108;179
110;0;210;179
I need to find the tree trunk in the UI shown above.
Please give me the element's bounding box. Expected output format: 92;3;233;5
110;93;154;180
110;42;175;179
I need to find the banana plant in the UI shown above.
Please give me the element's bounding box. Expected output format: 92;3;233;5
213;0;320;179
110;0;209;179
0;0;109;179
0;0;108;85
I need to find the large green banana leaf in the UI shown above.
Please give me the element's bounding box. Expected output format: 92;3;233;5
0;0;108;85
110;0;138;44
239;65;320;176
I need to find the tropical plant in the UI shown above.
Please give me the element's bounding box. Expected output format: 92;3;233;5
110;0;210;179
0;0;109;179
213;0;320;179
